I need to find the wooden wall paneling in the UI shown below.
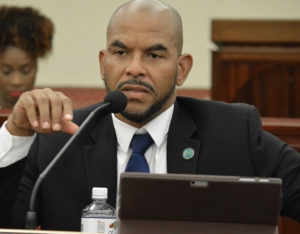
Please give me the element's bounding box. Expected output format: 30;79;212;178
211;20;300;117
250;62;291;117
211;50;300;117
294;66;300;117
211;20;300;45
212;52;227;100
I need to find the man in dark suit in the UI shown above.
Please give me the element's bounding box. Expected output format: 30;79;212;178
2;0;300;231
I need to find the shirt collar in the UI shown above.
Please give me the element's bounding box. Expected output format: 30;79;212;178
112;104;174;153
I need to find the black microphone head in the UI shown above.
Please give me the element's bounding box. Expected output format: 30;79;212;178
104;90;128;113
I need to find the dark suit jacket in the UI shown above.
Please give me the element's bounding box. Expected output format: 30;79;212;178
9;97;300;231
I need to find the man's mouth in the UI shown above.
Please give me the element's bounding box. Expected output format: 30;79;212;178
121;85;149;93
121;85;150;100
117;79;157;96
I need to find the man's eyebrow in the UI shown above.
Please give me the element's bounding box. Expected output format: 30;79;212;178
147;44;167;52
109;41;167;52
110;40;127;49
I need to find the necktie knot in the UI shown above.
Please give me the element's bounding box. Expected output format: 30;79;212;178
125;133;153;173
131;133;153;155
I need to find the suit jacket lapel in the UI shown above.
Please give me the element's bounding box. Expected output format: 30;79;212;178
167;101;201;174
82;114;118;207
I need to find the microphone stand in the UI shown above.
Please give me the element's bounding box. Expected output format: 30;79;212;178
25;102;110;229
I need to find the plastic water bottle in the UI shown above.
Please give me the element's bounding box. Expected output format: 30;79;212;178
81;187;117;233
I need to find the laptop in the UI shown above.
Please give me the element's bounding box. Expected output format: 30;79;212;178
118;172;282;234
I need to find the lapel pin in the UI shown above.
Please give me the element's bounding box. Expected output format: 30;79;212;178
182;147;195;160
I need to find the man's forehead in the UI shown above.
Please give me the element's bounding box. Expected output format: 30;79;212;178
107;17;176;46
107;5;176;36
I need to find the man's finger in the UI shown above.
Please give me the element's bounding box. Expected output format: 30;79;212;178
61;121;79;135
15;91;39;128
45;89;64;131
31;89;52;130
58;92;73;122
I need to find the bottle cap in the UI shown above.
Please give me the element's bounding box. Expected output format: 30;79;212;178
92;187;108;199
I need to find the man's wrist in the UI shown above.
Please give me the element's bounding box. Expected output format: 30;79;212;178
6;116;35;136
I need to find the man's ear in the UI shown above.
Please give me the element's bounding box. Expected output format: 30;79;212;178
176;53;193;87
99;50;105;80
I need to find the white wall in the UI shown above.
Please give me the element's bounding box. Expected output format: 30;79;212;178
1;0;300;89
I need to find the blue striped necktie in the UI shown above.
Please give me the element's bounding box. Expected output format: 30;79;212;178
125;134;153;172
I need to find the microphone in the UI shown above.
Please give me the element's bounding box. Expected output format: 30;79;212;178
25;90;127;229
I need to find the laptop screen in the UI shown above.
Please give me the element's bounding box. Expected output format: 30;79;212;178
119;172;282;225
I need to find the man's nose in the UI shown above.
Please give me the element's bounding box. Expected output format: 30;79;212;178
125;55;146;78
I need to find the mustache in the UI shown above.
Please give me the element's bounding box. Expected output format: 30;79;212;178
117;79;157;96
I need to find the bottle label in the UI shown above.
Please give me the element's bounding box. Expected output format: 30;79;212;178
81;217;117;233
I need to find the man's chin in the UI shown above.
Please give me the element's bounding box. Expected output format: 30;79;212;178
123;103;150;117
121;110;150;123
124;104;147;114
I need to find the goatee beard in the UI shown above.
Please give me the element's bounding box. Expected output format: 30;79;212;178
103;72;177;123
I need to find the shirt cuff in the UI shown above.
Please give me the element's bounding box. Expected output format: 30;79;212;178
0;121;36;167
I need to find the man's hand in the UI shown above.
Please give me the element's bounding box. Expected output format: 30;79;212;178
6;88;79;136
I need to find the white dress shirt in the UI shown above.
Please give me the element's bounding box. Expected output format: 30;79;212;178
0;121;36;167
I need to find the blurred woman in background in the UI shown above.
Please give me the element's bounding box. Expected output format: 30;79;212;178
0;6;54;109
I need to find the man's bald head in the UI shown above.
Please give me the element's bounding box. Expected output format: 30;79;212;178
107;0;183;55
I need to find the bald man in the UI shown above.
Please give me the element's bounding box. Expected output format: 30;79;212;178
4;0;300;231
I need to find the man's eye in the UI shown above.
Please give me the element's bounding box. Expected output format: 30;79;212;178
149;53;161;59
114;50;125;56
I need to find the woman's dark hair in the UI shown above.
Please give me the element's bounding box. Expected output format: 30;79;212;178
0;6;54;59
